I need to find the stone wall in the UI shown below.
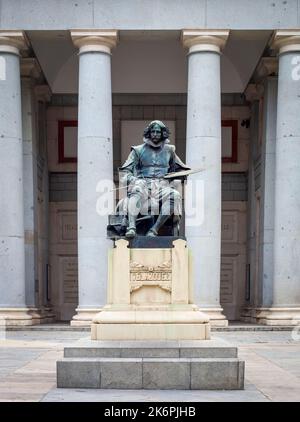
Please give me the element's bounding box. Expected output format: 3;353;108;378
49;173;77;202
47;95;250;204
47;93;250;175
1;0;299;30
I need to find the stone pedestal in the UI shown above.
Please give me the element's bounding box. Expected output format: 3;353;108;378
57;239;245;390
91;239;210;340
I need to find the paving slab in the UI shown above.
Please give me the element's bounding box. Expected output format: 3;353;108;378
0;329;299;401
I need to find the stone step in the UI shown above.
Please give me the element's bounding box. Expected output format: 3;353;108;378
63;339;237;359
64;346;237;359
57;356;244;390
5;324;296;332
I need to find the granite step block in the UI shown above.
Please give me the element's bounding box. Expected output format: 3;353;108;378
64;346;237;359
57;357;244;390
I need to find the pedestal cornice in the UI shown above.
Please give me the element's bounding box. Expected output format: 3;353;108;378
182;29;229;54
71;30;118;55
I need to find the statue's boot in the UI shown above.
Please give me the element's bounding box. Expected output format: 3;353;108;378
146;228;158;237
125;227;136;238
125;194;143;238
125;214;137;238
146;213;170;237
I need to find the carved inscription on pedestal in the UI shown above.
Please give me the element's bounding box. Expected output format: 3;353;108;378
130;261;172;292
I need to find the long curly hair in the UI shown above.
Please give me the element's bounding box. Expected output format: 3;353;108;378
143;120;170;141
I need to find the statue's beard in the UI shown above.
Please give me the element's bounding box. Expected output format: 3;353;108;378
144;137;168;148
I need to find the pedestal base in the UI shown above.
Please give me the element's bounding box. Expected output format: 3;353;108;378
92;306;210;340
57;339;245;390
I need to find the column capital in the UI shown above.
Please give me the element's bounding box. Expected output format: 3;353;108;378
253;57;278;82
272;30;300;54
181;29;229;54
71;30;118;55
34;85;52;103
0;31;29;55
244;83;264;102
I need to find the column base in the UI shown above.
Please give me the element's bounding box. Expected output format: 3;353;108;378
198;307;228;327
29;306;56;324
240;306;256;323
70;308;101;327
241;306;300;326
0;307;55;326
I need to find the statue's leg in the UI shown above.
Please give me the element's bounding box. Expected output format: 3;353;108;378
146;186;181;236
125;195;141;237
125;181;146;238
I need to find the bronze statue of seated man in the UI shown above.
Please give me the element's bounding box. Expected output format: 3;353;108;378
110;120;190;238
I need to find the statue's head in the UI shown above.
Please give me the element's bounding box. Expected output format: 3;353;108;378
143;120;170;145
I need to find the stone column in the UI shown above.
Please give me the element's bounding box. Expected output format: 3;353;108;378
21;78;55;323
240;83;264;322
34;85;53;317
0;31;33;325
261;30;300;325
71;30;118;325
21;58;41;308
258;71;278;311
20;63;54;324
246;59;279;324
182;30;229;326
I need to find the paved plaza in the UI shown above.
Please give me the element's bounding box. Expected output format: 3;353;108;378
0;327;299;402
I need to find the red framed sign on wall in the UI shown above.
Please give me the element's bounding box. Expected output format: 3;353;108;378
58;120;78;163
221;120;238;163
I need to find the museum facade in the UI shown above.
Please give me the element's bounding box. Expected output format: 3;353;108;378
0;0;300;326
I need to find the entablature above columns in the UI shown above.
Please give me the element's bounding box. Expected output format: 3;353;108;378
71;30;118;55
181;29;229;54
